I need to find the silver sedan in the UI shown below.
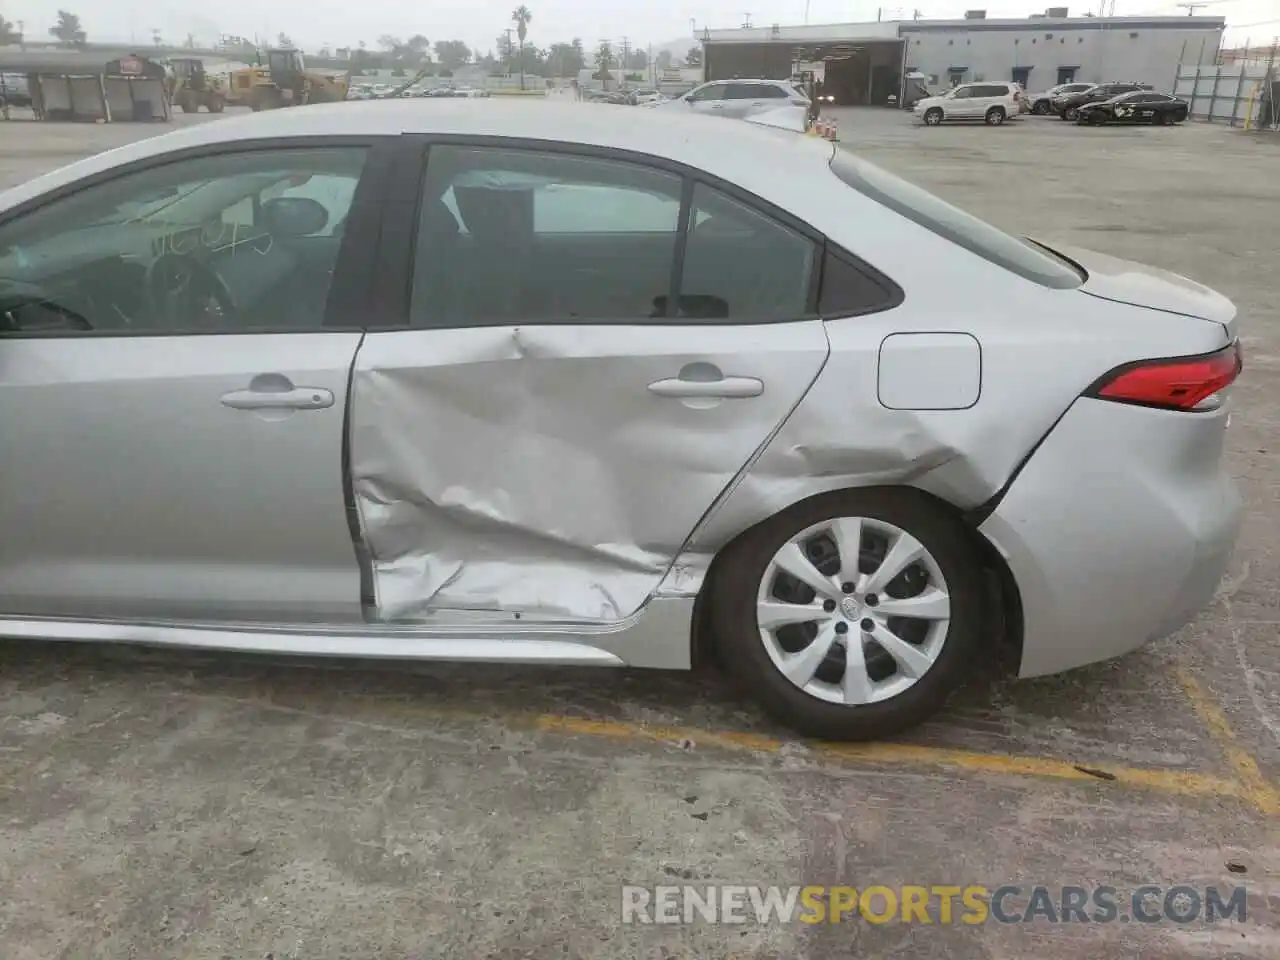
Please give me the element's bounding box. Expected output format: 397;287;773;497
0;101;1242;739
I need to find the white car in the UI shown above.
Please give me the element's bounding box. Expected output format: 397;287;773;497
914;81;1025;127
631;89;667;106
656;79;809;131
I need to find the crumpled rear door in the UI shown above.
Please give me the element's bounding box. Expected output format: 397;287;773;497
349;322;829;622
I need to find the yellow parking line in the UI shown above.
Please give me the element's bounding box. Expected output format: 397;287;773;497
1173;665;1280;816
533;714;1252;807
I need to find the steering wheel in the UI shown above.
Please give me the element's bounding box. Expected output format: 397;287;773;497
147;253;236;329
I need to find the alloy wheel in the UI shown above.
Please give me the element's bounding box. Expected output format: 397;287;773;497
755;516;951;706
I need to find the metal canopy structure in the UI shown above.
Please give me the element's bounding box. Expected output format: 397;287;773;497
0;50;121;76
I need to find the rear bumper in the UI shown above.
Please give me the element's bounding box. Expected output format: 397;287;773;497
979;396;1241;678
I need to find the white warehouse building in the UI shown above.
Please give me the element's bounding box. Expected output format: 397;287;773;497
699;9;1225;106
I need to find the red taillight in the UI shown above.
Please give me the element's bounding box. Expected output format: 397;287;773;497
1088;342;1242;411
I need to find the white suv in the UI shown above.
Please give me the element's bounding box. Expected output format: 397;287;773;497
914;81;1025;126
656;79;810;129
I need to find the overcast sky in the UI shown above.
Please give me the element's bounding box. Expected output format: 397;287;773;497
3;0;1274;52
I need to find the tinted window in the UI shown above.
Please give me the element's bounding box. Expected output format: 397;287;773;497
819;248;900;318
411;146;682;325
677;183;816;321
1138;93;1172;102
0;147;367;336
830;151;1083;290
689;83;725;102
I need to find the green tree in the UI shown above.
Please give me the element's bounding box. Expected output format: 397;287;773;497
511;5;532;89
49;10;87;48
0;15;22;46
545;41;584;78
595;41;615;88
434;40;471;71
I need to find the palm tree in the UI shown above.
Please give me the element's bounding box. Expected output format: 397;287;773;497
511;5;532;90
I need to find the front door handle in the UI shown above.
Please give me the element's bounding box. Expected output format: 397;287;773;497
647;376;764;399
224;384;335;414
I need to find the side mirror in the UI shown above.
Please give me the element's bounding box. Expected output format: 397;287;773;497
261;196;329;238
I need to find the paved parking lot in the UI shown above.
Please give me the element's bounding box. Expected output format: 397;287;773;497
1;107;1277;958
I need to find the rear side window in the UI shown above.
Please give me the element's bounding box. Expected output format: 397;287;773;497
829;151;1083;290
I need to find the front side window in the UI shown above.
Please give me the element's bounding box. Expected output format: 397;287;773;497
0;146;368;335
830;151;1083;290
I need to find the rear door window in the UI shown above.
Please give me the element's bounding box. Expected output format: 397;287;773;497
678;183;816;321
411;145;682;325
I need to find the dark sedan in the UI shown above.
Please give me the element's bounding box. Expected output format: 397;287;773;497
1054;82;1148;120
1076;91;1189;126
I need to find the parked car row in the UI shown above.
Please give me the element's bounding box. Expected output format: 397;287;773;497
915;79;1188;129
583;87;669;106
348;83;491;101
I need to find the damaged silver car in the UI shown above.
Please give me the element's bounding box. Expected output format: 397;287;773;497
0;101;1242;739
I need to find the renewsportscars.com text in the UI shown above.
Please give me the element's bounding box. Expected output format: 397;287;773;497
621;884;1248;925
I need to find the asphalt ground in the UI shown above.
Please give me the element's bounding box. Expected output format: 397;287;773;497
0;104;1277;958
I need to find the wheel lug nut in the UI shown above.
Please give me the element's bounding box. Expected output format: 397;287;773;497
860;618;875;632
834;621;849;634
823;599;836;613
841;582;855;594
865;594;879;607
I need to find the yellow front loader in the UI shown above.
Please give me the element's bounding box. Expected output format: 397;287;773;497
227;48;350;111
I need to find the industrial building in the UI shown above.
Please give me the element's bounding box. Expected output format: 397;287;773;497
700;9;1225;106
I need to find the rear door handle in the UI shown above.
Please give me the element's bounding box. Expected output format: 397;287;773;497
220;386;334;410
647;376;763;399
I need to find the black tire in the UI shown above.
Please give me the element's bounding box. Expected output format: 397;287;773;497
923;107;943;126
709;488;987;740
178;92;196;113
1032;99;1051;115
250;88;282;112
1064;106;1079;121
985;106;1006;126
207;95;225;114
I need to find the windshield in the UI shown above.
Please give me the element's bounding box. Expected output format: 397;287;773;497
829;151;1084;290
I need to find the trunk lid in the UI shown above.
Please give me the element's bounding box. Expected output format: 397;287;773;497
1035;240;1238;339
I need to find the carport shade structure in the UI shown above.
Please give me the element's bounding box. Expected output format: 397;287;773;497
703;37;908;106
0;50;170;122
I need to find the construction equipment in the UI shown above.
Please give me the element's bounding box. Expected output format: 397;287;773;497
167;58;226;114
227;49;350;112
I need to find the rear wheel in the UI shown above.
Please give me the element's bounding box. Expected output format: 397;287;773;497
985;106;1006;126
710;489;985;740
207;94;225;113
923;107;943;126
1032;99;1051;115
1064;105;1080;121
178;91;197;113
